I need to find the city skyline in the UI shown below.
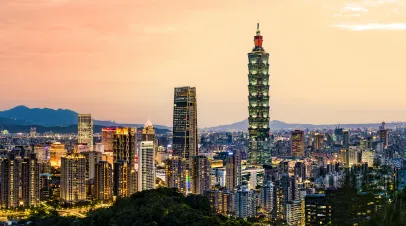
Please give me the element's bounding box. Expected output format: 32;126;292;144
1;0;406;128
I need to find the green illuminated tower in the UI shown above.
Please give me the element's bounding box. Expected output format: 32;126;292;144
247;23;270;165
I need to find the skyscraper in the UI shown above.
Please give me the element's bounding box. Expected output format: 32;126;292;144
291;130;305;157
95;161;113;201
165;156;189;194
113;127;137;165
138;141;156;191
286;200;304;226
226;150;242;190
190;155;211;195
60;152;86;204
113;160;136;197
315;134;324;151
0;154;20;208
102;128;116;152
173;87;198;166
49;142;66;167
235;186;257;218
304;194;332;226
78;114;94;151
247;23;270;165
21;153;40;207
379;122;389;148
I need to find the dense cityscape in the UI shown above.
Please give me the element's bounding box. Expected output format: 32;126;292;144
0;24;405;226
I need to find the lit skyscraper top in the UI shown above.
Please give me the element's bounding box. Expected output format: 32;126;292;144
247;23;270;165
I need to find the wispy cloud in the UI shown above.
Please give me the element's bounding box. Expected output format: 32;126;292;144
332;23;406;30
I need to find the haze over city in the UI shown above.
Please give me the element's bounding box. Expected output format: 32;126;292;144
1;0;405;127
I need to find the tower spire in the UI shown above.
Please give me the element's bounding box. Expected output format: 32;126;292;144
254;23;263;47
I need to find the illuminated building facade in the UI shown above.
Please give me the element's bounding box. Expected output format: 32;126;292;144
22;154;40;207
226;150;242;190
138;141;156;191
60;152;86;204
78;114;94;151
173;87;198;167
304;194;332;226
291;130;305;157
165;156;189;194
247;23;270;165
81;151;102;180
206;190;235;216
379;122;389;148
315;134;324;151
113;160;137;197
95;161;113;201
191;155;211;195
235;186;257;218
287;200;304;226
0;155;20;208
113;127;137;165
49;142;66;167
102;128;116;152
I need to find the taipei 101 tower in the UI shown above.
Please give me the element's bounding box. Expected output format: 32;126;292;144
247;23;270;165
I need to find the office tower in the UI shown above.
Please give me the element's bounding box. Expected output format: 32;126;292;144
60;152;86;204
260;180;274;212
0;155;20;208
206;190;235;216
247;23;270;165
49;142;66;167
165;157;188;194
286;200;304;226
102;128;116;152
281;174;293;216
40;173;51;201
304;194;332;226
142;119;158;148
81;151;102;181
379;122;389;148
272;181;283;221
191;155;211;195
113;161;130;197
235;186;257;218
294;162;306;182
78;114;94;151
212;167;226;187
339;149;350;166
349;147;360;166
173;86;198;166
342;130;349;147
315;134;324;151
138;141;156;191
226;150;242;190
95;161;113;201
361;150;374;167
113;127;137;165
21;153;40;207
291;130;305;157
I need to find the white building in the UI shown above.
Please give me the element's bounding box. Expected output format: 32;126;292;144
286;200;304;226
138;141;156;191
78;114;93;151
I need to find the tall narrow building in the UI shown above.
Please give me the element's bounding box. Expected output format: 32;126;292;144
247;23;270;165
21;153;40;207
0;155;20;208
138;141;156;191
95;161;113;201
113;128;137;165
291;130;305;157
226;150;242;190
60;152;86;204
190;155;211;195
165;156;189;194
173;87;198;166
101;128;116;152
78;114;94;151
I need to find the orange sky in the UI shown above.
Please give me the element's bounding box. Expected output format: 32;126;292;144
0;0;405;127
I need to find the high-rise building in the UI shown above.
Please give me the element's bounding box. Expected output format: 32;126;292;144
260;180;274;212
235;186;257;218
294;162;306;182
113;160;136;197
21;153;40;207
206;190;235;216
286;200;304;226
78;114;94;151
247;23;270;165
138;141;156;191
361;150;374;167
342;130;349;147
173;86;198;166
81;151;102;181
113;127;137;165
101;128;116;152
142;119;158;150
95;161;113;201
165;156;189;194
379;122;389;148
191;155;211;195
0;155;20;208
60;152;86;204
291;130;305;157
315;134;324;151
33;145;48;163
226;150;242;190
49;142;66;167
304;194;332;226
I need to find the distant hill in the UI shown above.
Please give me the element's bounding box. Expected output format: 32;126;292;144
0;105;171;130
204;119;404;131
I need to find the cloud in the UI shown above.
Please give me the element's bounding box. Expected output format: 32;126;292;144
343;5;368;12
332;23;406;30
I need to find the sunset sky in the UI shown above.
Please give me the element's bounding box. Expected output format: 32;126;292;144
0;0;405;127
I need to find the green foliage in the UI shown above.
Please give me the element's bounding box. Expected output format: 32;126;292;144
28;188;253;226
370;188;406;226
